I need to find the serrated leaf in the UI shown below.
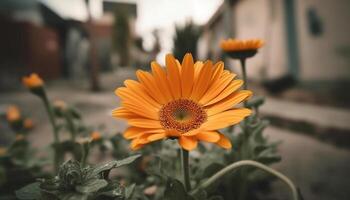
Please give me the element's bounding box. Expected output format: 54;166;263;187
15;182;41;200
76;179;108;194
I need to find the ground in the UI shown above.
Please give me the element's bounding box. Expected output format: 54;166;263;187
0;68;349;200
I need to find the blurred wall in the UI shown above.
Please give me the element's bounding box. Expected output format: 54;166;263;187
199;0;350;84
296;0;350;82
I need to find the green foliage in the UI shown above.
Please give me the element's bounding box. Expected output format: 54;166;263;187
173;21;201;59
16;155;141;200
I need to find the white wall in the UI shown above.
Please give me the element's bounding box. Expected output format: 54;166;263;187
296;0;350;81
232;0;289;81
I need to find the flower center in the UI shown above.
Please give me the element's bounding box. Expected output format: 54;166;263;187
159;99;207;133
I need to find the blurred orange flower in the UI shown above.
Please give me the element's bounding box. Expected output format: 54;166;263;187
90;131;102;141
0;147;7;156
24;118;34;129
220;39;264;52
22;73;44;89
113;53;252;151
15;134;25;141
6;105;21;122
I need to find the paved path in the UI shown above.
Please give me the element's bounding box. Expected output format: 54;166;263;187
262;97;350;131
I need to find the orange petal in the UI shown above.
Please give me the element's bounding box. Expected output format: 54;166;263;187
136;70;167;104
178;136;198;151
216;133;232;149
181;53;194;98
204;79;243;106
147;132;167;142
190;60;213;101
199;73;236;105
112;107;139;119
206;90;253;116
128;118;163;129
151;61;174;102
166;54;182;99
196;131;220;143
202;108;252;130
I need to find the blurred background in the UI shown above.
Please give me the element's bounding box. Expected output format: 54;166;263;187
0;0;349;199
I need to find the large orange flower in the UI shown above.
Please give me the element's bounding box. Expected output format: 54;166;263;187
113;54;252;151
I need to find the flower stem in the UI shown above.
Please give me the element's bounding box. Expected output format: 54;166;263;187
240;58;247;90
191;160;299;200
42;92;60;172
181;149;191;191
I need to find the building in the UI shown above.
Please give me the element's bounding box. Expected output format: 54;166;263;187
198;0;350;97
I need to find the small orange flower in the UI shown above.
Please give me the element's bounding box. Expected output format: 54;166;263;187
15;134;25;141
6;105;21;122
0;147;7;156
113;53;252;151
22;73;44;89
220;39;264;52
24;118;34;129
53;100;67;111
91;131;102;141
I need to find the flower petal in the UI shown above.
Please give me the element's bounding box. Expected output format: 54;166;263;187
166;54;182;99
202;108;252;130
178;136;198;151
181;53;194;98
196;131;220;143
206;90;253;116
216;133;232;149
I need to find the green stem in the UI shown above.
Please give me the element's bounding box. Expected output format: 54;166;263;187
81;142;89;167
240;58;247;91
191;160;298;200
42;92;60;172
64;112;77;141
181;149;191;191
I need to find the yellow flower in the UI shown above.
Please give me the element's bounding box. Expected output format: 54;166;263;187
6;105;21;122
113;54;252;151
22;73;44;89
220;39;264;52
24;118;34;129
90;131;102;141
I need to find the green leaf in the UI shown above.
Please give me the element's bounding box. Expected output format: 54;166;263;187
116;154;141;167
96;180;124;198
207;195;224;200
15;182;41;200
246;96;265;108
76;179;108;194
125;183;136;199
59;192;88;200
163;178;190;200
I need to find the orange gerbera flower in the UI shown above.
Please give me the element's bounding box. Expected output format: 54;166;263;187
113;54;252;151
6;105;21;122
220;39;264;52
22;73;44;89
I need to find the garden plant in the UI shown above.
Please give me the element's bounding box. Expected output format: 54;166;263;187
0;39;303;200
